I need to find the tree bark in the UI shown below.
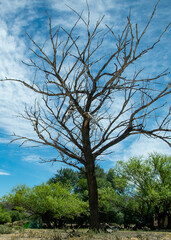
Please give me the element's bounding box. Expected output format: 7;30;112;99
86;164;100;230
82;114;100;230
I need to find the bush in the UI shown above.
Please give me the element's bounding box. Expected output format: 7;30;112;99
0;210;11;224
0;225;12;234
24;221;31;229
10;210;22;223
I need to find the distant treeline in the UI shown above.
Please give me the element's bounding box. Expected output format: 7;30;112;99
0;153;170;229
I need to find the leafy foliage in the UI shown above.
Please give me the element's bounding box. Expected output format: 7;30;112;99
0;206;11;224
1;153;170;229
115;153;171;227
2;183;87;228
47;168;79;187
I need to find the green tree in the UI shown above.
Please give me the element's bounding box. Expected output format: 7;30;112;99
106;168;128;194
73;165;111;201
2;185;30;213
9;210;24;223
116;153;171;228
0;206;11;224
2;183;87;228
98;186;124;224
47;168;78;187
1;2;170;229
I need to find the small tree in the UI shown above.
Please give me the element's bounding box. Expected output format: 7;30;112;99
0;207;11;224
116;153;171;228
2;183;87;228
1;1;171;229
47;168;79;187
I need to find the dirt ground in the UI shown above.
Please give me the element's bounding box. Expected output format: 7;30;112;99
0;229;170;240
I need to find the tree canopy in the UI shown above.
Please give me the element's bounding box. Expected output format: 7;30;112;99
115;153;171;228
0;153;170;229
2;183;87;228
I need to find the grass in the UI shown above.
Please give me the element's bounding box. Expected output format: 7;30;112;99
0;227;170;240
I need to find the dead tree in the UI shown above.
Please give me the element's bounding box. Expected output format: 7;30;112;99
1;1;170;229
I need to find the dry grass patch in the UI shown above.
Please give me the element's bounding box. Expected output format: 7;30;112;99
0;229;170;240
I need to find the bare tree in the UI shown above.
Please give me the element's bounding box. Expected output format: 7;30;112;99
1;1;171;229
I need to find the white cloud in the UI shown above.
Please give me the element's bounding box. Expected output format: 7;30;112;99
0;138;9;144
0;0;170;162
122;136;171;161
21;153;65;174
0;80;41;141
104;135;171;169
22;154;41;162
0;170;10;176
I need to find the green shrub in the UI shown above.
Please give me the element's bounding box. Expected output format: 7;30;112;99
0;210;11;224
10;210;22;222
0;225;12;234
24;221;31;229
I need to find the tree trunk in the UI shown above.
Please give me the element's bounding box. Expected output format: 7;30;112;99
86;165;100;230
82;114;100;230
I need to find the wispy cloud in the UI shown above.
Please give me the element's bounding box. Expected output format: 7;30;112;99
121;136;171;162
0;138;9;144
22;154;41;162
0;170;10;176
21;153;64;174
0;0;170;162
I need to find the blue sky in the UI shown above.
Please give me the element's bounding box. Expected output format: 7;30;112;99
0;0;171;198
